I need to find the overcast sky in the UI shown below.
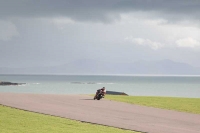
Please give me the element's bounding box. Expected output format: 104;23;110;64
0;0;200;68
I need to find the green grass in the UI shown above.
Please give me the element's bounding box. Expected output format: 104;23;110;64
105;95;200;114
0;105;137;133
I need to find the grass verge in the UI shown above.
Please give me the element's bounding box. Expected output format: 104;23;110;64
0;105;137;133
105;95;200;114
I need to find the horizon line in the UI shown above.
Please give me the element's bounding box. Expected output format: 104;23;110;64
1;73;200;77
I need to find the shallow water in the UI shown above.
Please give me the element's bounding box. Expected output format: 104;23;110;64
0;75;200;98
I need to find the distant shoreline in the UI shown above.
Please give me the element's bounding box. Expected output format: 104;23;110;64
1;73;200;77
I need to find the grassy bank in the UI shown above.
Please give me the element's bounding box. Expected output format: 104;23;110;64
105;95;200;114
0;105;137;133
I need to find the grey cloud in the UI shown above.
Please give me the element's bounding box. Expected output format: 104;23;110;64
0;0;199;23
1;0;200;69
0;0;121;22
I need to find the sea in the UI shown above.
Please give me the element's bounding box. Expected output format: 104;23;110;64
0;74;200;98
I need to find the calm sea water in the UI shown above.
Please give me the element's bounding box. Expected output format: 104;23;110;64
0;75;200;98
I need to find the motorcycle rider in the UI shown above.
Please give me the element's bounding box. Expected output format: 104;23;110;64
94;87;106;100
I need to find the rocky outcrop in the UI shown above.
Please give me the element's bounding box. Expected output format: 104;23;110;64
106;91;128;96
0;81;25;86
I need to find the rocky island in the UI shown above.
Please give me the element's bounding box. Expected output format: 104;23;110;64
0;81;25;86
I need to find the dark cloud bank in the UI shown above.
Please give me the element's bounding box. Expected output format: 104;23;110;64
1;0;200;22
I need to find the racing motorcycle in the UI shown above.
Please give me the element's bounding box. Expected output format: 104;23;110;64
94;91;104;100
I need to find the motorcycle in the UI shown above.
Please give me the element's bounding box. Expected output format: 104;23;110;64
94;91;104;100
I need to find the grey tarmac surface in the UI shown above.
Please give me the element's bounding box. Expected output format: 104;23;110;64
0;93;200;133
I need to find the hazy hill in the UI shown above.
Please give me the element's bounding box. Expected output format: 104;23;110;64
0;59;200;75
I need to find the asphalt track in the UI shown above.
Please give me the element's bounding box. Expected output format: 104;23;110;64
0;93;200;133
